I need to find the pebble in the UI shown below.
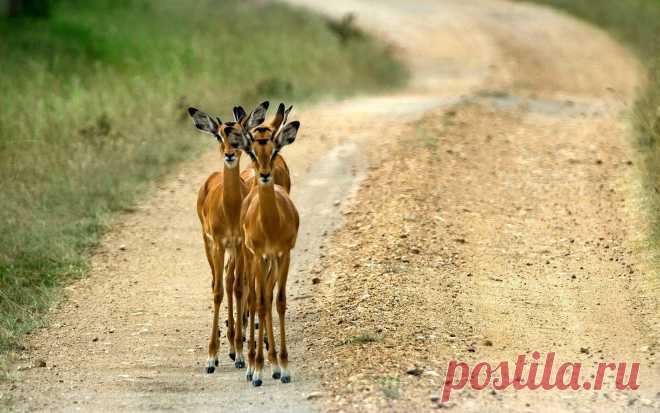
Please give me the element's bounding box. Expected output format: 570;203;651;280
640;398;654;406
306;391;324;400
403;213;417;222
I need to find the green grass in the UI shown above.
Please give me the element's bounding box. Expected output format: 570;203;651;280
378;375;400;399
346;333;379;345
0;0;406;356
523;0;660;261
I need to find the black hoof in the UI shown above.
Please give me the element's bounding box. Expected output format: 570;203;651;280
206;366;215;374
281;375;291;384
235;360;246;369
229;352;236;361
215;359;219;367
272;371;281;379
252;378;263;387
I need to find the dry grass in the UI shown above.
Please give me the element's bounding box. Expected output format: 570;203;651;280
0;0;406;355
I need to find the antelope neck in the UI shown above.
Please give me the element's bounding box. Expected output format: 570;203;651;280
257;181;280;231
222;160;242;212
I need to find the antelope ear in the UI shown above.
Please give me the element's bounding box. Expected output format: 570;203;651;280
271;103;286;131
246;101;269;129
275;121;300;149
188;107;220;137
233;106;247;123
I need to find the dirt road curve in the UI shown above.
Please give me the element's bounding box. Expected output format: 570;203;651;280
4;0;660;412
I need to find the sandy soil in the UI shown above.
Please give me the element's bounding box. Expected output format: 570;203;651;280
3;0;659;412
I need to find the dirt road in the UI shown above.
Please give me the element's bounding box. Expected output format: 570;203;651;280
3;0;660;412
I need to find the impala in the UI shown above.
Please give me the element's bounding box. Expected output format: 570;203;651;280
187;102;267;373
236;109;301;386
238;103;294;349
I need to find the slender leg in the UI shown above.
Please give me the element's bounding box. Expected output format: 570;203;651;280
246;253;257;381
233;247;246;368
240;248;249;343
252;260;267;387
207;245;225;373
265;288;279;379
225;249;236;361
276;253;291;383
242;285;248;343
202;232;214;289
266;259;279;379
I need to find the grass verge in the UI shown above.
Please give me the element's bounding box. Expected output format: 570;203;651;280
0;0;406;358
525;0;660;263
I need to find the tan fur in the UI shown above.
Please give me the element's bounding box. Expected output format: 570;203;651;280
241;154;291;193
197;124;249;369
242;123;299;384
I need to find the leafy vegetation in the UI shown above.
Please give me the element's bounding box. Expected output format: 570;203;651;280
378;375;400;399
0;0;406;354
525;0;660;260
346;333;379;345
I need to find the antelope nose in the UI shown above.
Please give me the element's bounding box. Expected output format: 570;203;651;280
225;154;235;161
260;173;270;180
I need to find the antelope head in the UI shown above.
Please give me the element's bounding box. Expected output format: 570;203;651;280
235;102;299;185
186;101;269;169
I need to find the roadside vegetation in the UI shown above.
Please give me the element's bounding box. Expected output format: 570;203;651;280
525;0;660;262
0;0;406;359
